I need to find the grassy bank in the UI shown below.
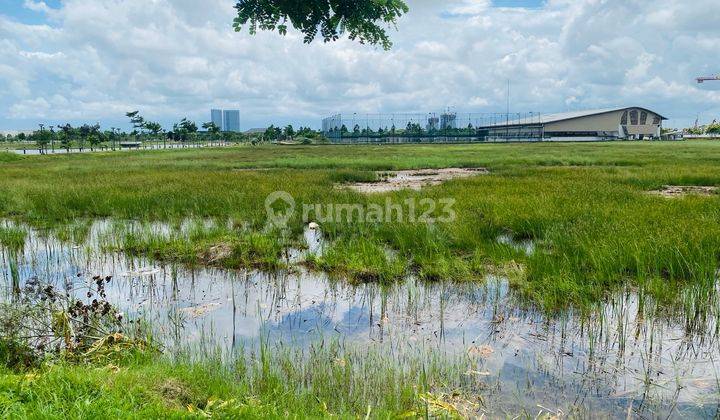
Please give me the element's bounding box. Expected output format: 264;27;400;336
1;142;720;309
0;341;469;419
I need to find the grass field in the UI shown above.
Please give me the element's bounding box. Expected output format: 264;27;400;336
0;341;468;419
2;141;719;309
2;141;720;417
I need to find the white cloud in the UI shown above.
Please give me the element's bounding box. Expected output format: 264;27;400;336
22;1;53;14
0;0;718;130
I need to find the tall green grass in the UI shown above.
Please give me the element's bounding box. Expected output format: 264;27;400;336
0;340;471;418
0;226;26;252
1;142;720;310
0;152;22;163
108;221;291;270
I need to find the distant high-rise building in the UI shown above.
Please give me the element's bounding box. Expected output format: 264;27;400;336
440;113;457;130
211;109;223;129
223;110;240;132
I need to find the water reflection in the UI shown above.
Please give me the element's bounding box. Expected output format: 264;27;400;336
0;221;718;417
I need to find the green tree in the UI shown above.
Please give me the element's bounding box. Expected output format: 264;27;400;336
144;121;163;147
88;124;102;151
402;122;423;137
707;121;720;135
167;128;178;142
283;125;295;140
264;125;281;141
202;122;222;143
59;124;73;152
233;0;408;50
107;128;119;150
78;124;92;151
57;131;69;152
32;129;52;153
126;111;146;142
178;118;198;144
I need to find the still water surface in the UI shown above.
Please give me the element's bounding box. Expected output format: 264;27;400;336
1;220;718;417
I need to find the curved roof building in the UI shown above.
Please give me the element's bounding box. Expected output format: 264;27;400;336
481;107;668;141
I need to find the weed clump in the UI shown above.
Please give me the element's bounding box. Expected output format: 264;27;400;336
0;275;151;368
307;235;405;282
0;338;37;370
0;225;26;252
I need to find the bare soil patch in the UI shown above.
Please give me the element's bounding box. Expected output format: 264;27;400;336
649;185;718;198
198;242;233;264
343;168;488;193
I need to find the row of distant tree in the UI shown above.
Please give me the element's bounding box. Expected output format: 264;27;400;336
327;122;486;138
686;121;720;136
125;111;323;144
1;111;326;151
262;125;323;143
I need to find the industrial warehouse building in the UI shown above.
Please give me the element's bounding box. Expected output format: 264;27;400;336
322;107;668;143
480;107;668;142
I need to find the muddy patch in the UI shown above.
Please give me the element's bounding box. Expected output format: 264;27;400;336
649;185;718;198
198;242;234;264
180;302;222;318
343;168;488;193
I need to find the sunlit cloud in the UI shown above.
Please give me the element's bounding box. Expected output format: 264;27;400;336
0;0;718;130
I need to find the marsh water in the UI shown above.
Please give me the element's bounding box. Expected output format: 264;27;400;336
1;220;719;418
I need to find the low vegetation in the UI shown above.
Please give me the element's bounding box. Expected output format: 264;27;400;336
0;277;466;418
0;341;471;418
1;141;719;311
1;141;719;417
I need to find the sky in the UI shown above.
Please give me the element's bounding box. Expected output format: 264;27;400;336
0;0;719;132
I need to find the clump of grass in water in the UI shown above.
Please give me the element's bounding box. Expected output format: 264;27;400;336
52;220;93;244
0;225;26;295
374;222;485;282
113;221;291;271
306;234;406;282
0;225;26;253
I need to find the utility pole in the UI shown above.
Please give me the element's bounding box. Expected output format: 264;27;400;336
38;124;45;154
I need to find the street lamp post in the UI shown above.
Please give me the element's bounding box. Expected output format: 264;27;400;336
38;124;45;154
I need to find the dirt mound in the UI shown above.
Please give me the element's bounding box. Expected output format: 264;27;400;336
343;168;488;193
198;243;233;264
649;185;718;198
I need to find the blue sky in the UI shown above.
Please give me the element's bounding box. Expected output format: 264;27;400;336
492;0;545;7
0;0;718;132
0;0;61;24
